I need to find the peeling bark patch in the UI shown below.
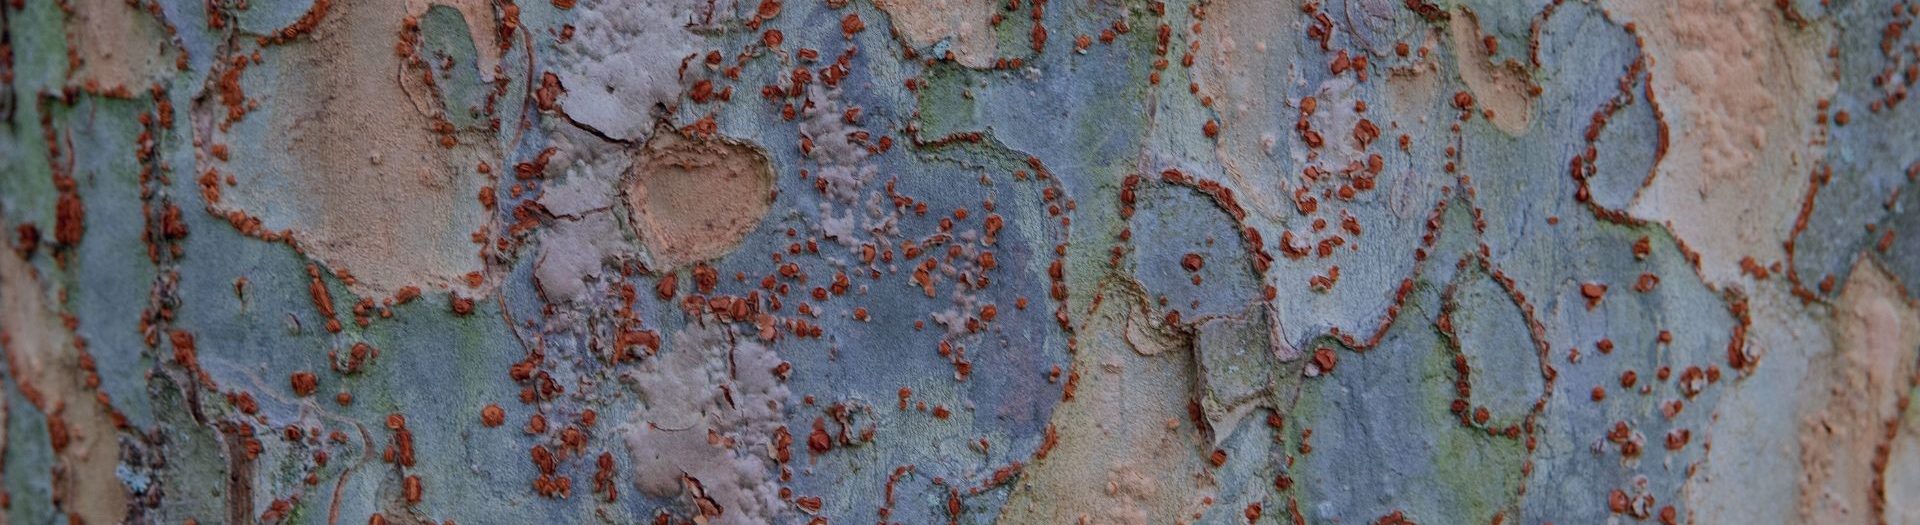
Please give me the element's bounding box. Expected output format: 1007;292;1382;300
549;0;705;141
619;324;788;524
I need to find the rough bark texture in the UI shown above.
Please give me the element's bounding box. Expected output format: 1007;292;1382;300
0;0;1917;523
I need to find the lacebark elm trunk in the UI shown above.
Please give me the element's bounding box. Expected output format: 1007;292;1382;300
2;0;1918;523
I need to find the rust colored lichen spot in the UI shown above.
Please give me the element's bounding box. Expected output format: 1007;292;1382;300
394;286;422;304
654;271;677;300
289;371;318;396
450;294;475;316
1181;253;1205;272
54;184;85;247
13;224;40;256
1609;489;1631;513
808;418;833;454
624;126;776;270
1312;347;1338;374
481;404;505;427
1580;282;1608;309
403;475;423;505
536;72;563;111
841;13;866;38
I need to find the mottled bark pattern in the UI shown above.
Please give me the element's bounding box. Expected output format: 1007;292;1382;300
0;0;1917;523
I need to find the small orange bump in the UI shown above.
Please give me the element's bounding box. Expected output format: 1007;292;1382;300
290;371;317;397
481;404;505;427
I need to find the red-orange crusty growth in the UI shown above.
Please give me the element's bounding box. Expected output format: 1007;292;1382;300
1312;348;1338;373
403;475;423;504
1453;91;1476;109
841;13;865;38
289;371;317;396
481;404;505;427
1580;282;1607;309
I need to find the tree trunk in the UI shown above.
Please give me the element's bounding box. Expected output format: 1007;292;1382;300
1;0;1916;523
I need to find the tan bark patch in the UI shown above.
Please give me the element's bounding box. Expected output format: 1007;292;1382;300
623;127;775;270
67;0;176;92
210;0;497;296
0;248;128;524
1798;260;1920;522
873;0;1000;68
